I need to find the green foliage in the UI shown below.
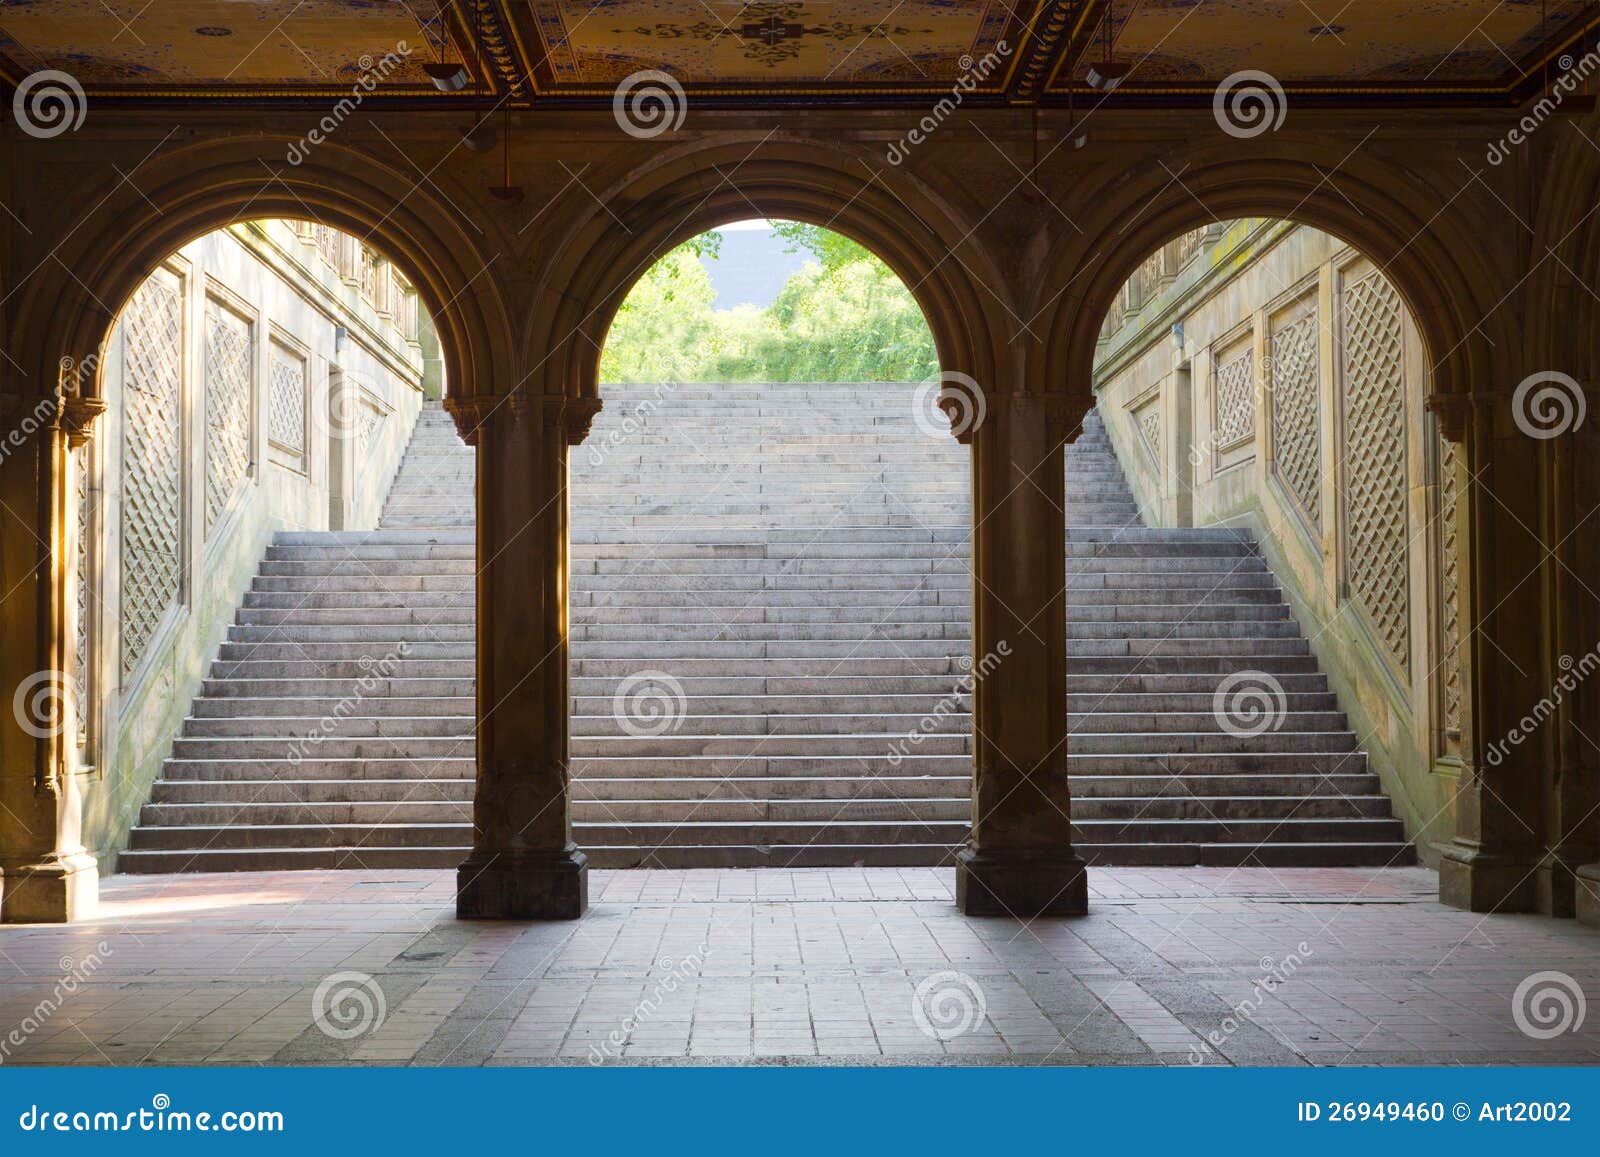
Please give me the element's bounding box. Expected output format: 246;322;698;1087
599;224;937;383
769;220;872;271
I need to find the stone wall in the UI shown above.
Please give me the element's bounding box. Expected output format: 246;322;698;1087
70;220;426;865
1093;220;1464;861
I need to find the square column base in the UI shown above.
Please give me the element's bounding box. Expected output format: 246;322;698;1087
456;848;587;920
1437;844;1538;913
955;848;1087;917
0;853;99;924
1578;864;1600;930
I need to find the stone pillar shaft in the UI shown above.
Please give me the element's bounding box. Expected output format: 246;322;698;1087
452;394;599;920
0;388;100;923
956;393;1087;917
1437;397;1544;913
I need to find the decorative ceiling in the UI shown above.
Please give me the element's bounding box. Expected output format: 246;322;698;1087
0;1;1594;105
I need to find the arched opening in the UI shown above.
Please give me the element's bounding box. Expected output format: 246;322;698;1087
1082;217;1464;868
63;218;455;874
574;218;974;868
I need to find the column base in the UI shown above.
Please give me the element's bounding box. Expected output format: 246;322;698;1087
456;847;587;920
1577;865;1600;930
1437;842;1538;913
0;852;98;924
955;847;1087;917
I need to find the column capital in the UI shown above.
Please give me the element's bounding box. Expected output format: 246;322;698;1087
1425;391;1479;444
58;395;107;448
443;394;514;445
975;391;1096;442
536;395;604;445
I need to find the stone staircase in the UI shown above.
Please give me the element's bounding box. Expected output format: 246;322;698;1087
120;385;1413;872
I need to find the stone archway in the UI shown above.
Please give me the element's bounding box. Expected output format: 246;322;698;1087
452;138;1091;920
1030;150;1559;914
0;138;509;922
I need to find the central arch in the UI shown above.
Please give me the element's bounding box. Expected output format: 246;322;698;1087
518;141;1015;403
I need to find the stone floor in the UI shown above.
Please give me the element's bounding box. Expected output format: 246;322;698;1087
0;867;1596;1066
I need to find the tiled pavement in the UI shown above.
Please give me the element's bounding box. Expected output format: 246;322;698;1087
0;867;1596;1066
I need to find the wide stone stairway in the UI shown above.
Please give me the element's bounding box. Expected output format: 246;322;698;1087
121;385;1413;872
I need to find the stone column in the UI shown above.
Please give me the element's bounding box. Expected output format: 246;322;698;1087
450;392;600;920
1433;393;1544;913
956;391;1088;917
0;385;103;923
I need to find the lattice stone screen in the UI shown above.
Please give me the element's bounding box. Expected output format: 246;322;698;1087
1132;402;1161;476
1437;432;1463;744
1269;307;1322;528
119;272;185;680
1214;348;1255;448
204;298;253;535
1341;270;1410;674
269;343;308;466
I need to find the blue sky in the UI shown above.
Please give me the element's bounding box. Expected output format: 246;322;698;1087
699;219;811;310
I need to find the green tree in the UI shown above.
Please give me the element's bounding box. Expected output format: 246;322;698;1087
600;222;938;383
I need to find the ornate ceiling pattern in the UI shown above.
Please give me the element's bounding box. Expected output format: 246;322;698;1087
0;1;1593;104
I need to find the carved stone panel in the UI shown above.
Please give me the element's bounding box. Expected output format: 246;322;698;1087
119;271;185;680
1269;304;1322;529
1341;270;1410;675
203;297;253;535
